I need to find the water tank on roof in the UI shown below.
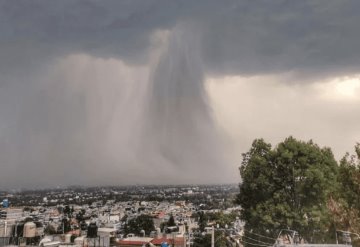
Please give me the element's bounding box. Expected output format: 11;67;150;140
87;223;98;238
2;199;9;208
65;233;72;243
15;222;25;237
23;222;36;238
80;222;88;231
161;242;169;247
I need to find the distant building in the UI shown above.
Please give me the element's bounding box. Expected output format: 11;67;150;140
175;201;186;207
151;236;185;247
0;208;23;220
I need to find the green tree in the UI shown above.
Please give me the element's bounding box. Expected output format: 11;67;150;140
329;143;360;246
337;143;360;210
236;137;338;244
124;215;155;236
167;215;176;227
196;212;208;232
207;212;238;229
44;224;57;235
161;215;177;232
63;205;73;218
58;217;71;233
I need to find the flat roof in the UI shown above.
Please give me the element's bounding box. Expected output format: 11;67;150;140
98;227;117;233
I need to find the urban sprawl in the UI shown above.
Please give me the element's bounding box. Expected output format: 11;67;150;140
0;185;242;247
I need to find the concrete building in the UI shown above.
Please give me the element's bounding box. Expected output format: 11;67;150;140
0;209;23;220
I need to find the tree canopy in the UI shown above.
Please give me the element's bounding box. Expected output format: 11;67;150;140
236;137;338;244
160;215;177;232
329;143;360;246
124;215;155;236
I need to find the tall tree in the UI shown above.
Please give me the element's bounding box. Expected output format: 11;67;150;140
167;215;176;227
124;215;155;236
160;215;177;232
58;217;71;233
196;211;208;232
329;143;360;246
236;137;338;245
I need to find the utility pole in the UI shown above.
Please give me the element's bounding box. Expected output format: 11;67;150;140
335;228;338;245
4;220;7;237
211;226;215;247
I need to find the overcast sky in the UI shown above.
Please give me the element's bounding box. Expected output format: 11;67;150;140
1;0;360;188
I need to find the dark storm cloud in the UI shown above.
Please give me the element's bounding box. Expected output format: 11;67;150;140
1;0;360;77
201;1;360;78
0;0;176;76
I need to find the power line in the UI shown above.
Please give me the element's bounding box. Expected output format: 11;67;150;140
244;229;277;241
242;235;274;245
239;239;269;247
239;239;273;247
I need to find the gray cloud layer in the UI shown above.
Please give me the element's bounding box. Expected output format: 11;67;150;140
2;1;360;76
0;0;360;188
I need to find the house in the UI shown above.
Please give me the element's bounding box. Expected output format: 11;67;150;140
116;237;153;247
150;236;185;247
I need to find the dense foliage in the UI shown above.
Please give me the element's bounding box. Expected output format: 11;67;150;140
329;143;360;246
160;215;177;232
124;215;155;236
236;137;339;245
